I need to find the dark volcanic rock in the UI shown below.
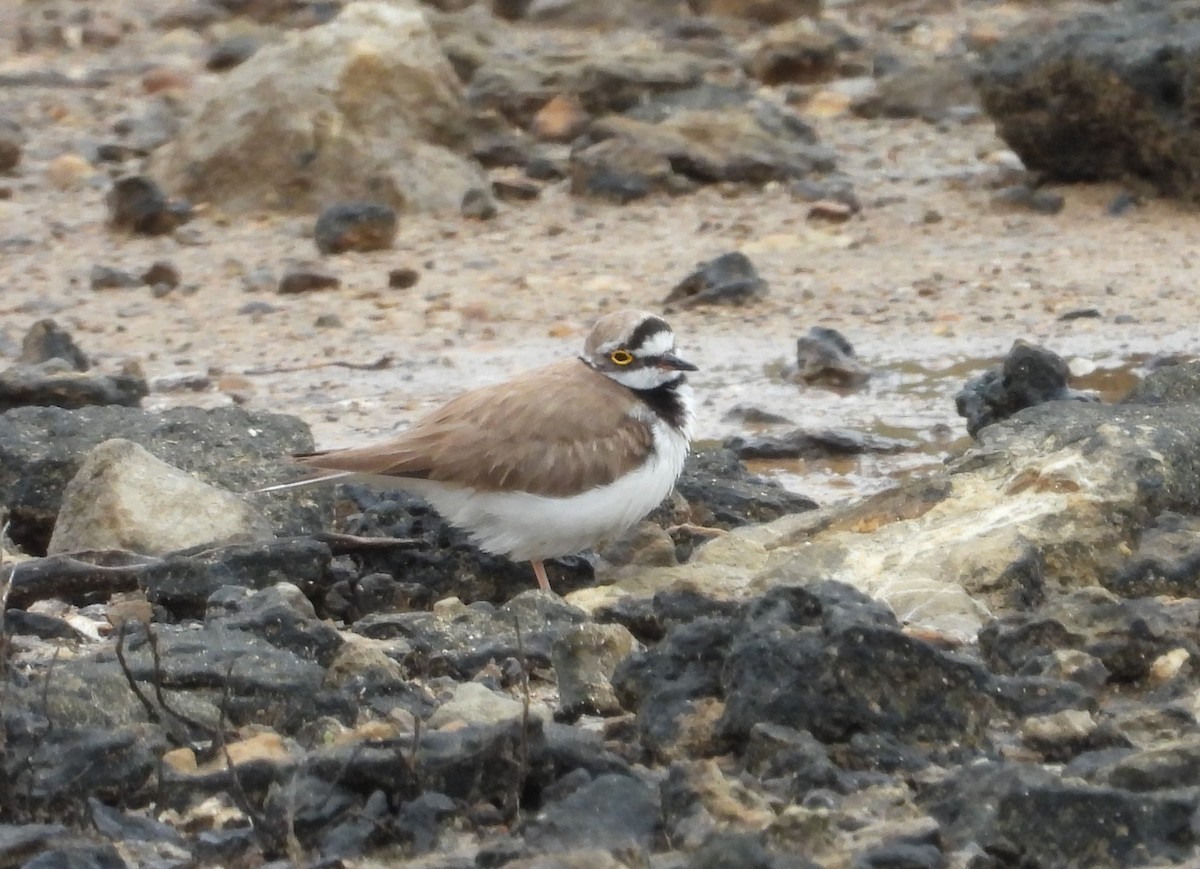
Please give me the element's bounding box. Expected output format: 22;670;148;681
140;538;335;620
616;583;994;759
664;251;768;309
744;723;839;794
416;717;539;815
595;589;742;643
466;46;719;127
106;174;192;235
0;363;147;413
6;723;169;818
991;675;1097;718
569;96;839;201
717;584;994;747
976;0;1200;203
674;448;817;529
141;259;181;290
460;186;499;219
354;589;588;679
314;201;399;254
724;428;910;461
689;831;818;869
955;339;1096;437
695;0;821;24
979;591;1200;684
1124;358;1200;405
523;773;660;854
19;319;89;370
569;137;676;203
0;405;325;555
111;623;344;730
926;762;1198;867
89;264;142;290
206;34;259;71
0;117;24;172
744;21;843;87
278;263;341;293
0;825;69;863
990;183;1066;215
1106;511;1200;597
795;326;870;388
206;580;343;665
611;614;736;758
854;61;980;124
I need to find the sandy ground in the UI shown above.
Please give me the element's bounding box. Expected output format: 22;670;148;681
1;0;1198;504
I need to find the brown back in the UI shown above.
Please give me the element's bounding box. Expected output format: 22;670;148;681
297;359;654;497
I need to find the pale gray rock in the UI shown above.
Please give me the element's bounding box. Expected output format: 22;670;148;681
151;2;483;214
427;681;551;728
552;623;637;718
48;438;273;556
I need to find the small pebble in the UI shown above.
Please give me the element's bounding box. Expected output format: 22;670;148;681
315;313;343;328
141;260;181;289
806;199;853;223
1107;190;1141;216
107;175;192;236
206;34;259;72
461;187;498;220
0;119;25;173
90;264;141;291
531;94;590;142
279;265;340;294
990;184;1065;215
141;66;191;94
525;157;566;181
1057;308;1102;322
492;178;541;202
242;267;276;293
388;267;420;289
238;300;280;316
45;154;95;190
314;201;398;254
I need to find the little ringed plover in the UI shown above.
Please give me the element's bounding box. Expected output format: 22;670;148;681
263;309;697;591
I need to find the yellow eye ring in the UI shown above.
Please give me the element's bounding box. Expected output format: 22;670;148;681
610;349;634;366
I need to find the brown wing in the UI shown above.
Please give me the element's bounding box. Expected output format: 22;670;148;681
296;359;654;497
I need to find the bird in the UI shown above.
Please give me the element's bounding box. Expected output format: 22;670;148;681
262;309;697;592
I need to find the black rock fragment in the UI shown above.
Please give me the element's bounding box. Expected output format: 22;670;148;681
106;175;191;236
795;326;870;388
954;340;1096;438
673;448;817;529
664;251;768;308
724;428;910;461
314;201;398;254
19;319;89;370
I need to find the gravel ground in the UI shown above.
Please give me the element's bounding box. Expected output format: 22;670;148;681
1;0;1196;503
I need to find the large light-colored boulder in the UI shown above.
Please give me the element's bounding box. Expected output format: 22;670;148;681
151;1;483;214
574;364;1200;643
48;438;273;555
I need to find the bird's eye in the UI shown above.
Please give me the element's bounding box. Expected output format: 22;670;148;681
610;349;634;366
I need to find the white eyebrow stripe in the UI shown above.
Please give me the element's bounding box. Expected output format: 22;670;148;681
636;330;674;357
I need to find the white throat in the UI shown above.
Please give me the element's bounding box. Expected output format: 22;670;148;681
605;367;687;392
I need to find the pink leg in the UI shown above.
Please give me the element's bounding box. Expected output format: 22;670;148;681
532;560;551;592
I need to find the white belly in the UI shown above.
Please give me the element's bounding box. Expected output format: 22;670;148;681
397;419;690;561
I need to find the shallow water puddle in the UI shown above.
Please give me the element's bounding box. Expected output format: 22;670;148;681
737;354;1150;507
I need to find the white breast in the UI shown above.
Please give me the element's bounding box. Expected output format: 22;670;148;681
405;385;694;561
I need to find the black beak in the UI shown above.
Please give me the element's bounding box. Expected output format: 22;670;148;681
656;351;698;372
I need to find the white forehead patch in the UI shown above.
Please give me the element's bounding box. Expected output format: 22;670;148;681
635;330;674;357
